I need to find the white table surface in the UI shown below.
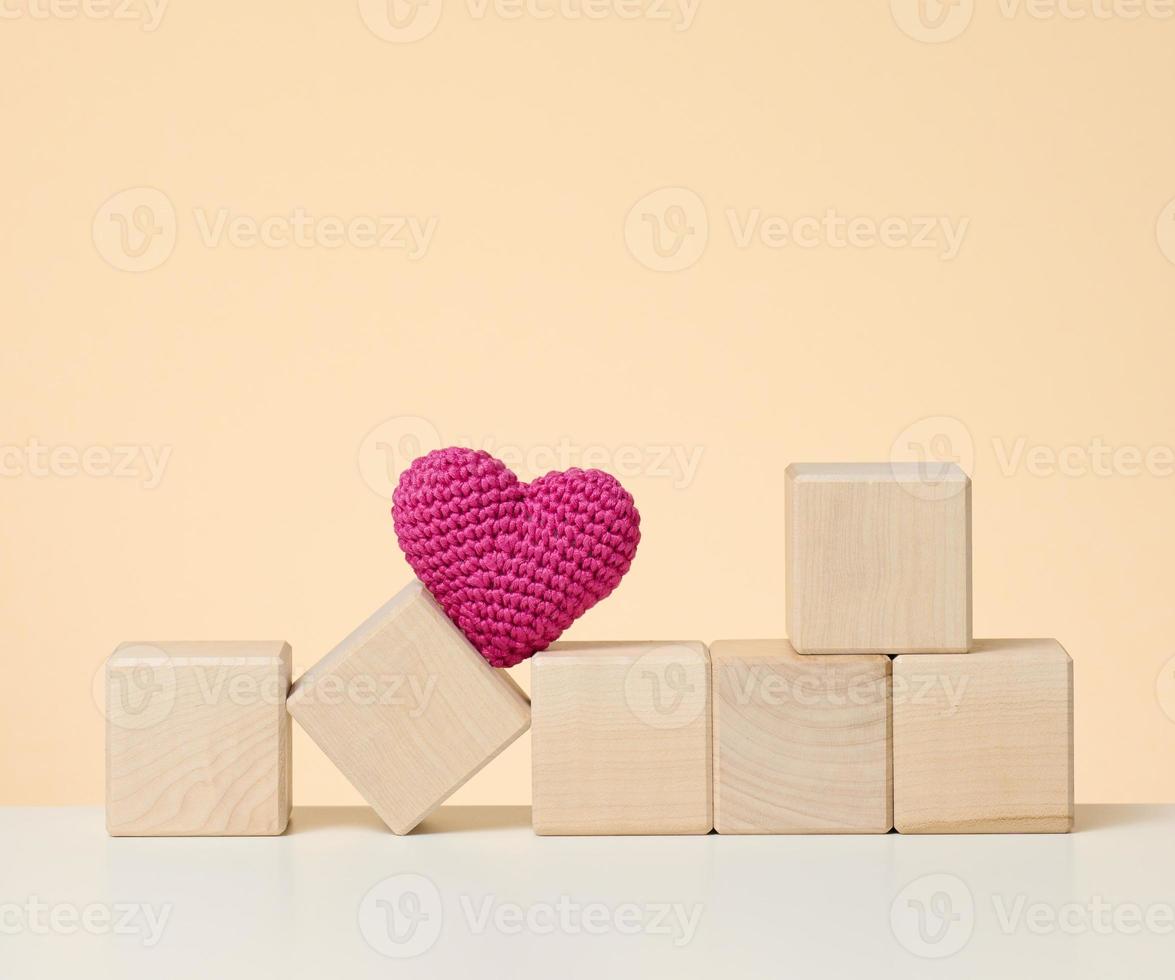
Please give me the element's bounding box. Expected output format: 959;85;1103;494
2;805;1173;978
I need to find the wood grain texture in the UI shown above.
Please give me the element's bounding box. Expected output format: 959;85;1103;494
106;641;291;836
712;640;892;834
893;639;1074;834
287;580;530;835
786;462;972;654
531;642;712;835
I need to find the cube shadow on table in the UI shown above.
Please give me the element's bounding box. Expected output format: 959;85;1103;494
785;462;972;654
287;580;530;835
892;638;1074;833
531;642;712;835
105;641;292;836
712;640;892;834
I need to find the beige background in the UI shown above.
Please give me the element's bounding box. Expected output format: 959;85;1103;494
2;2;1174;807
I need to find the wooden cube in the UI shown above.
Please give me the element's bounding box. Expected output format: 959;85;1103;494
106;641;292;836
893;639;1073;833
287;580;530;835
712;640;891;834
786;462;972;654
531;642;712;835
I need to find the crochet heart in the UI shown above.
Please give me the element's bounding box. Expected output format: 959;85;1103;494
392;447;641;668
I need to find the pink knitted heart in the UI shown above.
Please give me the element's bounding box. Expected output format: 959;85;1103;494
392;447;640;668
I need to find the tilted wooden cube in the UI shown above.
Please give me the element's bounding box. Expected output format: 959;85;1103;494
893;639;1073;833
106;641;292;836
786;462;972;654
287;580;530;835
531;642;712;835
712;640;891;834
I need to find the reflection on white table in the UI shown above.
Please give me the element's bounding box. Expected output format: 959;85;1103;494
2;805;1173;978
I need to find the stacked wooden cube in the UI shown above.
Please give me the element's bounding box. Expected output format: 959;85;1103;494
529;462;1073;835
105;462;1072;837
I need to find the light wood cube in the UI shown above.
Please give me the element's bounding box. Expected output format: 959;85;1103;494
712;640;891;834
786;462;972;654
287;580;530;835
893;639;1073;833
106;641;292;836
531;642;712;835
